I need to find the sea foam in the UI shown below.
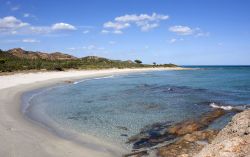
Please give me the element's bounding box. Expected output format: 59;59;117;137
209;102;249;111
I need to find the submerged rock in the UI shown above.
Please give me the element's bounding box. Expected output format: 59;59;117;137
157;130;218;157
168;109;225;136
126;121;174;149
125;109;227;156
116;126;129;131
121;134;128;137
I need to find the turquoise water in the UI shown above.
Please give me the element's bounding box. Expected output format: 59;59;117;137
24;66;250;149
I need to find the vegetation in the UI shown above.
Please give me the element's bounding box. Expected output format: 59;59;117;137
134;59;142;64
0;49;177;72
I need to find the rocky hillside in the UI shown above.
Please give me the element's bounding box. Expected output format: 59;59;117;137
7;48;77;60
0;48;177;72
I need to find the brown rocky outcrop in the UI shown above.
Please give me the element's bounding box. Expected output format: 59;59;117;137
168;109;225;136
157;130;218;157
124;109;227;157
195;109;250;157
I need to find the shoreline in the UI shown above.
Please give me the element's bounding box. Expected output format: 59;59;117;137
0;67;186;157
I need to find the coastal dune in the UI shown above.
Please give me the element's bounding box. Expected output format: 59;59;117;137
0;68;184;157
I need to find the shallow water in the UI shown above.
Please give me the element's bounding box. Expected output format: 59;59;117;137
23;66;250;150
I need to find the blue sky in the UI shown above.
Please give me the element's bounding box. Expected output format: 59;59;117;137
0;0;250;65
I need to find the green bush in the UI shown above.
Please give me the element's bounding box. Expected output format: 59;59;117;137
134;59;142;64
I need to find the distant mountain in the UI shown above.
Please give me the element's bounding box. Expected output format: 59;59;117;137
7;48;77;60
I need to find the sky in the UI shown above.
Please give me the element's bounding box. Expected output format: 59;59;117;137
0;0;250;65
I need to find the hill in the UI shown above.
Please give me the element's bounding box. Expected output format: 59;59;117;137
7;48;77;60
0;48;177;72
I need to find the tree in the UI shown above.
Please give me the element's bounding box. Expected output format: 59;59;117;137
0;59;6;64
153;62;156;66
134;59;142;64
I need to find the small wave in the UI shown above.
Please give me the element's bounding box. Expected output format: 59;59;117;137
73;75;114;84
209;102;249;111
209;103;233;110
94;75;114;80
73;80;87;85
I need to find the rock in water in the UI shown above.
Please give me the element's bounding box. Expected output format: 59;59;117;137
157;130;218;157
168;109;225;136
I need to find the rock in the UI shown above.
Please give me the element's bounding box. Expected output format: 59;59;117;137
168;109;225;136
157;130;218;157
199;108;225;126
121;134;128;137
123;150;148;157
195;140;208;146
168;120;203;135
127;109;226;151
116;126;129;131
183;130;218;142
127;134;149;144
126;121;174;149
64;80;74;83
195;109;250;157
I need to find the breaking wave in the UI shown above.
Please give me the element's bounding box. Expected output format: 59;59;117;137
209;102;249;111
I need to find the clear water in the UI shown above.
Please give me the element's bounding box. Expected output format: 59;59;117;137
24;66;250;149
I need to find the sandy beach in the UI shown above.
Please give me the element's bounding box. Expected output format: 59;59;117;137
0;67;185;157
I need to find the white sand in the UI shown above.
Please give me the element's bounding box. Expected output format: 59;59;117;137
0;67;186;157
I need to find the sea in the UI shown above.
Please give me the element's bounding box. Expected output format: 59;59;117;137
22;66;250;150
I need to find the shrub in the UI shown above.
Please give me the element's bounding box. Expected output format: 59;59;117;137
134;59;142;64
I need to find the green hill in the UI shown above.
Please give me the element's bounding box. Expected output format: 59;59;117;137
0;48;177;72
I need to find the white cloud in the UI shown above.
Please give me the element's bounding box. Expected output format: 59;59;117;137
217;42;223;46
6;1;11;5
101;30;110;34
169;25;209;37
169;38;177;43
109;41;116;45
11;5;20;11
1;38;40;43
68;45;105;51
23;13;37;20
52;23;76;31
22;39;40;43
82;30;89;34
0;16;76;35
101;29;123;34
115;13;169;23
23;13;30;18
168;38;184;44
0;16;29;30
139;23;159;31
104;21;130;30
195;31;210;37
83;45;105;50
113;30;123;34
103;13;169;34
169;25;193;35
28;26;52;34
